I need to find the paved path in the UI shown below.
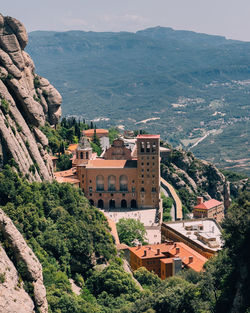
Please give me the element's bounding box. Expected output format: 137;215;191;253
161;186;175;221
160;177;183;220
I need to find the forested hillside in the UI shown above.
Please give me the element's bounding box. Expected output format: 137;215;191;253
27;27;250;174
0;166;249;312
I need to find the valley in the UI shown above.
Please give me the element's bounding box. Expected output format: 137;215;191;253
27;27;250;175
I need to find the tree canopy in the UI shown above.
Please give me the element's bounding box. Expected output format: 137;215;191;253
116;218;147;246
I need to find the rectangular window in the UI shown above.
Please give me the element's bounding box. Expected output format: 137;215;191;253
141;142;145;153
152;142;156;153
89;187;92;192
146;142;150;153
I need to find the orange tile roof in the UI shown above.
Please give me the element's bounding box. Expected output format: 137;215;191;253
54;168;77;178
83;129;109;136
168;242;208;272
137;134;160;139
130;242;208;272
129;243;173;259
194;199;223;210
85;159;137;168
67;144;78;152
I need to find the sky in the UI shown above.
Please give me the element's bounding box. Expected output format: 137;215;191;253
2;0;250;41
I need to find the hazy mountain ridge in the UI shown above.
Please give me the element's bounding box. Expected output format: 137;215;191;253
27;27;250;174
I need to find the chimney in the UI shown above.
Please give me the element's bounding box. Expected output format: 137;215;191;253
174;243;177;248
148;247;151;250
143;250;147;257
189;256;193;263
197;197;203;205
176;247;180;254
156;248;160;255
137;244;142;249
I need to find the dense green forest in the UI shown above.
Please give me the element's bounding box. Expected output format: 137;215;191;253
0;166;249;312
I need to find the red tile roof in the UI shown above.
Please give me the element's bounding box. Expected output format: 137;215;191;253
194;199;223;210
137;134;160;139
130;242;208;272
83;129;109;136
85;159;137;168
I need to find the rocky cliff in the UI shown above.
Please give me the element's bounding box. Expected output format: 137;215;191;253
0;209;48;313
161;147;231;211
0;14;61;181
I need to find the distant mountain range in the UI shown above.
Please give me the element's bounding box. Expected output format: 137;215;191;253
27;27;250;175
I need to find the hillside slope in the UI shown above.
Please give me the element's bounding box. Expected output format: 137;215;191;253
27;27;250;174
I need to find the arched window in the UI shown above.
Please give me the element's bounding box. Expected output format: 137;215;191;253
131;199;137;208
121;199;127;208
98;199;104;209
89;199;94;206
108;175;116;191
141;187;145;192
119;175;128;191
86;151;89;159
80;152;83;159
96;175;104;191
109;199;115;209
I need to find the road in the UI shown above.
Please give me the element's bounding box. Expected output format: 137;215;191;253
160;186;175;221
160;177;183;220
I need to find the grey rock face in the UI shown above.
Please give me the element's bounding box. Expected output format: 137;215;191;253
0;14;62;181
0;209;48;313
161;148;231;210
0;244;35;313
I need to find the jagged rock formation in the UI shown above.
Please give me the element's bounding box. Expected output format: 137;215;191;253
0;209;48;313
0;245;35;313
161;148;231;210
0;14;62;181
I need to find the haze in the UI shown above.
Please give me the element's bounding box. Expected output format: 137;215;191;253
2;0;250;41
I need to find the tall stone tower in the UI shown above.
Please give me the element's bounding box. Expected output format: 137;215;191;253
75;136;92;164
136;135;160;209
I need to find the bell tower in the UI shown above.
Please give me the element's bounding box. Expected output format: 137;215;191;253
136;135;160;209
76;136;92;165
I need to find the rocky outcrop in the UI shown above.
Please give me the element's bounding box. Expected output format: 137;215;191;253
0;244;35;313
161;148;231;210
0;209;48;313
0;14;62;181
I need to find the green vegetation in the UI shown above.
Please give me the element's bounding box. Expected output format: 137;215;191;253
161;192;173;221
1;99;10;114
108;127;120;144
91;128;102;156
116;218;147;246
0;164;249;312
33;76;40;89
56;154;72;172
0;166;116;312
220;169;248;182
0;273;5;283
